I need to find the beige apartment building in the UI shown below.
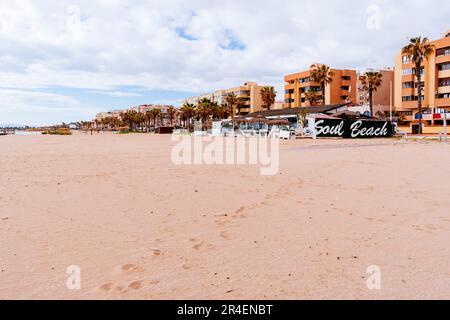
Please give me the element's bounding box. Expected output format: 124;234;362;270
356;68;395;115
284;66;357;108
184;82;273;116
95;110;123;122
394;29;450;123
130;104;171;114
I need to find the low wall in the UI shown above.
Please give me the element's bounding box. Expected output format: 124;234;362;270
398;125;449;134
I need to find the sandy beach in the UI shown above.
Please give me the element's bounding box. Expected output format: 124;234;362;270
1;133;450;300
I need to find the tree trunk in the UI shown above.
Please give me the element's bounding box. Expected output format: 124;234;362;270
369;90;373;116
321;83;326;105
416;63;423;135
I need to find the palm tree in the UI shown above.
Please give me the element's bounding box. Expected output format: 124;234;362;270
402;37;434;134
220;102;232;120
153;109;162;127
225;92;239;127
180;103;196;131
360;71;383;116
167;106;177;127
260;86;276;111
304;89;320;106
145;110;153;132
122;110;139;131
225;93;238;116
210;101;222;120
196;98;212;131
310;64;335;104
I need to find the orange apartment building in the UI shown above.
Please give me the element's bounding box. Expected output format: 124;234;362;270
284;66;357;108
394;29;450;124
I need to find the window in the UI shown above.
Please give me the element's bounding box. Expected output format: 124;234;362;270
439;79;450;87
299;77;310;84
402;81;424;88
304;86;321;92
342;76;351;81
285;89;294;94
437;93;450;99
285;98;294;103
402;68;425;76
402;95;424;102
402;82;414;88
341;86;350;91
438;63;450;71
402;55;412;64
402;69;413;75
436;47;450;56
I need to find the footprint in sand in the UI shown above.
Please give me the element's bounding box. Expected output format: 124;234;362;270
121;264;144;272
191;239;215;251
99;280;148;293
215;214;231;226
182;259;193;270
220;231;232;240
233;207;248;219
128;281;144;290
99;283;115;292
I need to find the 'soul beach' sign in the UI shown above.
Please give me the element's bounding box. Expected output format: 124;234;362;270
314;119;393;139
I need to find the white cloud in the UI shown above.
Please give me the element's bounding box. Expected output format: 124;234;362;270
0;0;449;124
87;90;143;97
0;88;100;125
0;88;85;112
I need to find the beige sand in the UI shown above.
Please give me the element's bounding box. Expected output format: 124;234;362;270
1;133;450;300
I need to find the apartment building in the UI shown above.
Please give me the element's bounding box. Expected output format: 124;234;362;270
130;104;171;114
284;66;357;108
183;82;273;116
95;110;123;122
394;29;450;123
356;69;395;115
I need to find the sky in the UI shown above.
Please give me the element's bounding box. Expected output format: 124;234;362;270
0;0;449;126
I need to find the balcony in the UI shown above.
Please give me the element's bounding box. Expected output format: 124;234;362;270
401;101;419;109
438;86;450;94
436;54;450;64
438;69;450;79
435;98;450;107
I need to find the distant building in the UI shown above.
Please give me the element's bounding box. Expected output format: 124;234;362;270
130;104;171;115
95;110;123;122
284;66;357;108
183;82;274;116
131;105;179;126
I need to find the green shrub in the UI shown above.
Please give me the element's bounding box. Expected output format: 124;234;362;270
42;128;72;135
